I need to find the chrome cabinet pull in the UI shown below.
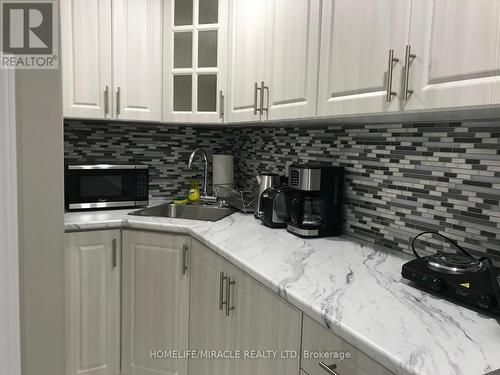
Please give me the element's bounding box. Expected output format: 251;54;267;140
319;362;340;375
104;86;110;115
403;45;416;101
182;244;188;275
116;86;121;116
386;49;399;102
219;90;225;119
112;238;117;269
261;81;269;118
219;272;228;310
253;82;262;115
225;277;235;316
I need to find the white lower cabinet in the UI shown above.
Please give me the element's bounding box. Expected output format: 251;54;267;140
65;230;121;375
301;315;394;375
188;239;302;375
187;239;235;375
66;230;392;375
121;230;190;375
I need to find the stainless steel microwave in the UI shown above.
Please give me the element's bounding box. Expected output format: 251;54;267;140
65;164;149;211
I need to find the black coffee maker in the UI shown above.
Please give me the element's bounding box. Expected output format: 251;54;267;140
287;164;344;238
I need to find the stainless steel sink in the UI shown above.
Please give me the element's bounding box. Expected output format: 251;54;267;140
129;203;235;221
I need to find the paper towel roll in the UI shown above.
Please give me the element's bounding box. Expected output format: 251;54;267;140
213;154;234;188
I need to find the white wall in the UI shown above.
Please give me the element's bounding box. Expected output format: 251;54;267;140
0;69;21;375
15;65;66;374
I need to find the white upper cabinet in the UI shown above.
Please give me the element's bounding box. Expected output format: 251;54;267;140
496;23;500;105
61;0;112;119
227;0;321;122
317;0;411;117
405;0;500;111
263;0;321;121
163;0;228;123
226;0;267;123
113;0;163;121
62;0;162;121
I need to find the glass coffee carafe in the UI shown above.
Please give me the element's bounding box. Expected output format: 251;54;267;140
290;193;325;228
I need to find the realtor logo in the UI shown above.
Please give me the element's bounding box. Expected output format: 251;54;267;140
1;0;58;69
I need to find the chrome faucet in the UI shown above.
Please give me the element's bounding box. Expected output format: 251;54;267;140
188;148;217;203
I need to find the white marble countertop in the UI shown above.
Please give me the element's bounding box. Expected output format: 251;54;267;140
65;207;500;375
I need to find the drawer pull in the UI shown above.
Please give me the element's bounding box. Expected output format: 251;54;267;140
219;272;228;310
182;244;188;275
319;361;339;375
225;277;235;316
112;238;117;269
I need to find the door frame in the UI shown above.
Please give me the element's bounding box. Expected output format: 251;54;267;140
0;70;21;375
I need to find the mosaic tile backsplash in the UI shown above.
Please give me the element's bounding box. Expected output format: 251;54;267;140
65;120;500;261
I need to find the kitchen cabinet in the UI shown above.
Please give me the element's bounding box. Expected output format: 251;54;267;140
301;315;393;375
231;261;302;375
404;0;500;112
317;0;411;117
226;0;266;123
188;239;301;375
226;0;321;122
121;230;190;375
263;0;321;121
188;239;235;375
61;0;113;119
61;0;162;121
65;230;121;375
112;0;163;121
163;0;228;123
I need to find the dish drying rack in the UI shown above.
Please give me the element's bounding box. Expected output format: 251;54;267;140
214;184;255;214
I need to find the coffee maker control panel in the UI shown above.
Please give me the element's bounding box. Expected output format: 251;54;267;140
289;167;321;191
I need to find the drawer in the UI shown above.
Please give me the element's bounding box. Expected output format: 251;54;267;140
301;315;394;375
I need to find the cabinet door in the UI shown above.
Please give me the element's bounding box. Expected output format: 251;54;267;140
301;315;394;375
231;266;302;375
317;0;410;117
122;230;190;375
188;240;234;375
65;230;121;375
61;0;112;119
263;0;321;121
226;0;267;122
113;0;163;121
163;0;228;123
405;0;500;111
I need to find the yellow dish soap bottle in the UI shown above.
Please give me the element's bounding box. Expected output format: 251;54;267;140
188;178;201;203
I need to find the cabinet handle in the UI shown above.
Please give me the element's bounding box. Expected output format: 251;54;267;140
112;238;117;269
219;90;225;119
182;244;188;275
319;362;340;375
386;49;399;102
253;82;262;115
403;45;416;101
225;277;235;316
219;272;228;310
104;86;110;115
261;81;269;119
116;86;121;116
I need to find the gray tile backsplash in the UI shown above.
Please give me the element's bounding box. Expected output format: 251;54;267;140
64;120;234;198
65;120;500;260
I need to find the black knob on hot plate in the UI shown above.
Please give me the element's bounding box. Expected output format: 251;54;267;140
478;295;492;310
430;278;444;292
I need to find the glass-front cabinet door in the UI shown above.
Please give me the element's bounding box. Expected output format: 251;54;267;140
164;0;228;123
